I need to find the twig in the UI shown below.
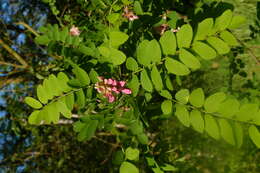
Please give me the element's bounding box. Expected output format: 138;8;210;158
0;39;28;67
0;61;26;68
15;21;39;37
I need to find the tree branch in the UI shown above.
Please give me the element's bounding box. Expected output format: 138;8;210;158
0;61;26;68
0;39;28;67
15;21;40;37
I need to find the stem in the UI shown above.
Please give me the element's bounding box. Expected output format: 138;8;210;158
15;21;40;37
0;39;28;67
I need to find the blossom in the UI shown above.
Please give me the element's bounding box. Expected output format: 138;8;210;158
69;26;80;36
123;6;139;21
94;77;132;103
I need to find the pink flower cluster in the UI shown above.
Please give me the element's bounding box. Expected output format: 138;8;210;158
94;77;132;103
123;6;139;21
69;25;80;36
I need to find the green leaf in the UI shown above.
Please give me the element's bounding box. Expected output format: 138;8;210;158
233;122;243;148
249;125;260;148
35;35;50;45
125;147;139;161
129;121;143;135
219;119;235;145
120;162;139;173
192;41;217;60
159;90;172;99
65;93;74;110
53;24;60;41
73;66;90;86
190;110;204;133
128;75;140;97
236;103;258;121
48;74;62;96
151;66;163;91
73;121;85;132
205;114;220;140
76;89;85;109
126;57;139;71
207;36;230;55
179;48;201;70
220;31;238;46
42;78;53;100
218;98;239;117
137;133;148;144
148;39;162;63
189;88;204;107
177;24;193;48
112;150;125;165
85;120;99;140
194;18;213;41
48;102;60;123
25;97;42;109
161;100;172;115
175;89;189;104
60;27;69;42
107;13;120;24
133;1;143;15
57;99;72;118
228;16;246;29
140;69;153;92
78;45;95;56
159;31;177;55
204;92;226;113
110;48;127;65
89;69;99;83
137;40;150;66
165;57;190;76
161;164;178;171
68;79;82;88
57;72;71;92
109;31;129;47
165;75;173;91
175;104;190;127
213;9;233;32
37;85;48;104
28;110;41;124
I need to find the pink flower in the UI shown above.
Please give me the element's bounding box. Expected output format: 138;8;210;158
94;77;132;103
69;26;80;36
123;6;139;21
121;89;132;94
108;94;115;103
118;81;126;87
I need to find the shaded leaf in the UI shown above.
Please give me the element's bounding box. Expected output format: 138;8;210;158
161;100;172;115
190;110;204;133
175;104;190;127
205;114;220;140
219;119;235;145
151;66;163;91
140;69;153;92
